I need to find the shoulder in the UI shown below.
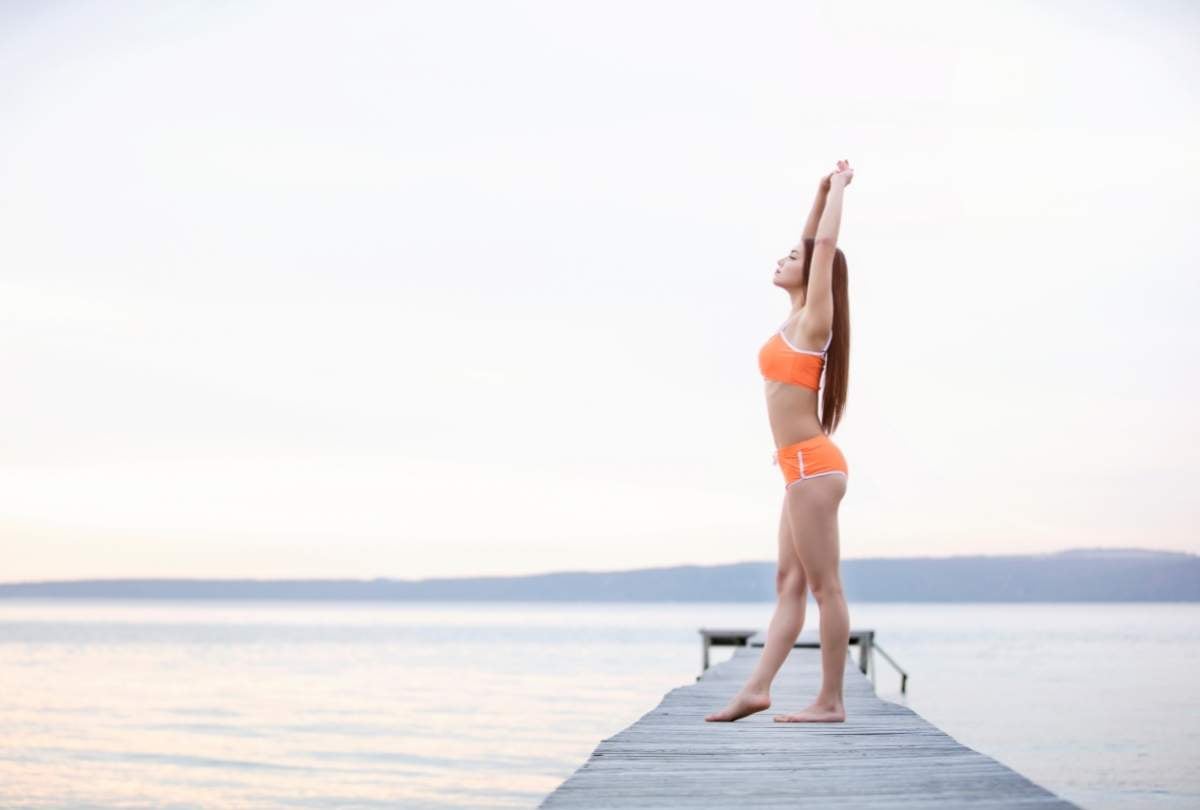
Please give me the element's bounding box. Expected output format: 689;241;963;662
782;309;832;352
796;308;832;341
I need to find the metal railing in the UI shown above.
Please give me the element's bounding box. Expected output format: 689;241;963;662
698;626;909;694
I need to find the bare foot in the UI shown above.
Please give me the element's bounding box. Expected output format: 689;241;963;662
704;689;771;722
773;699;845;723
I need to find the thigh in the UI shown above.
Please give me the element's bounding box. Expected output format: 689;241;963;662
776;498;803;578
784;475;847;580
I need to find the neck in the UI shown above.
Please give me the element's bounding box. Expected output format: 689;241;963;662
789;289;806;311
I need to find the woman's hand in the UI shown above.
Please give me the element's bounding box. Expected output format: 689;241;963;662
830;158;853;188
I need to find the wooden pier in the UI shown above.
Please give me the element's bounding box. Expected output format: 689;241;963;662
540;629;1078;809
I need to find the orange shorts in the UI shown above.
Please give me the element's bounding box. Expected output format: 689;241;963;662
773;433;849;488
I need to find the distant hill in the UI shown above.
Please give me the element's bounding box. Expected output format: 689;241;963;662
1;548;1196;602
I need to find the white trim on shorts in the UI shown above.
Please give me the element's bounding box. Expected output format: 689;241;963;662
784;443;848;486
786;470;848;488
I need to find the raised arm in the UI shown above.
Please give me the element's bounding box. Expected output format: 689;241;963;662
805;161;853;330
799;176;831;243
816;161;851;243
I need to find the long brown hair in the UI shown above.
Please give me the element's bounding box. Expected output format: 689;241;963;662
798;237;850;435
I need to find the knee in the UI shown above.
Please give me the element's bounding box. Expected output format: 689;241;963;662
808;575;844;605
776;568;807;599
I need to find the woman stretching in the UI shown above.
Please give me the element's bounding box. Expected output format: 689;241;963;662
706;159;854;723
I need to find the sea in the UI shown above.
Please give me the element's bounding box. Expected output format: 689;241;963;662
0;600;1196;809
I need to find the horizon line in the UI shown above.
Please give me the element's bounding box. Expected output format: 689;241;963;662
1;545;1193;587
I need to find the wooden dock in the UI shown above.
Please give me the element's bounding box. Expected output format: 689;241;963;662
540;629;1079;809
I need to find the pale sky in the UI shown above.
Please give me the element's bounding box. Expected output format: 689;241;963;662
1;0;1197;581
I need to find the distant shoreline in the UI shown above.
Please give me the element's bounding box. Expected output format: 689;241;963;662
2;548;1196;602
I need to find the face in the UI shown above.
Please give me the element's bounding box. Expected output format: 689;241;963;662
773;244;805;289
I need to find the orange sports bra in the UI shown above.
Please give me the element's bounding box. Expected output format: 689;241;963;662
759;319;832;391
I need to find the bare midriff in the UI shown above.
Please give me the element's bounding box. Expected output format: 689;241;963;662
765;381;824;448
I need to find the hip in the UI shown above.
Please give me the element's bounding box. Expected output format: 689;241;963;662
772;432;849;488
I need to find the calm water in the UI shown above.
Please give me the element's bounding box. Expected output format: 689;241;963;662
0;600;1197;809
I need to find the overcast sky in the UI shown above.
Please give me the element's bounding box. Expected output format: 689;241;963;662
1;0;1197;581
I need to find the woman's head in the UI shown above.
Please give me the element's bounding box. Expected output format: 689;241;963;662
772;237;847;301
772;242;808;291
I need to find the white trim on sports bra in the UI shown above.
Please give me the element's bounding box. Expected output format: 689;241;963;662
777;321;833;356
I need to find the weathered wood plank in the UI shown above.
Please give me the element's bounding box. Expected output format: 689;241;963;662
541;634;1078;808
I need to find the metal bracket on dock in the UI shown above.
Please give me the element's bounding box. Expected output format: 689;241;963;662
698;627;909;694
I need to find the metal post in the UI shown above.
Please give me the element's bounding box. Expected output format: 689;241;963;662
858;631;873;675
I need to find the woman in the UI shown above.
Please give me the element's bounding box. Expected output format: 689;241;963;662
706;159;853;724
